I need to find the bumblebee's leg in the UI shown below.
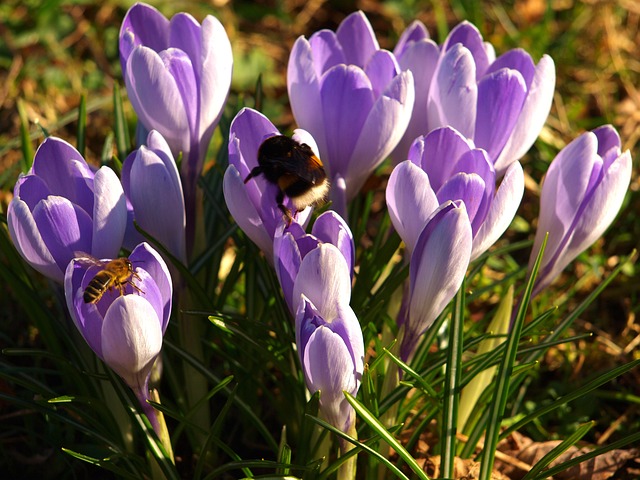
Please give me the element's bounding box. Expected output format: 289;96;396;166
244;166;263;184
276;190;293;225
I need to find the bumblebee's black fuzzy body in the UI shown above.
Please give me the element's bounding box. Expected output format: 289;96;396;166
244;135;329;223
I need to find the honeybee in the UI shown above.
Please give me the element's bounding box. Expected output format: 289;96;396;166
244;135;329;224
78;257;144;304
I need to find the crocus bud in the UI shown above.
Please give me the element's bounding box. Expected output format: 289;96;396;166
119;2;233;251
293;244;363;433
427;21;555;174
529;125;632;297
122;130;187;265
274;211;354;314
401;201;472;362
223;108;316;258
7;137;127;282
287;10;415;215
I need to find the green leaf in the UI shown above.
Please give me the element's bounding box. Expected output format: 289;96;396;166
345;392;430;480
479;234;548;480
17;98;34;170
77;93;87;157
521;421;594;480
113;82;131;161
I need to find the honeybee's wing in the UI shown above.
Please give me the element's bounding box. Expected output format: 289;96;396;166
71;252;109;268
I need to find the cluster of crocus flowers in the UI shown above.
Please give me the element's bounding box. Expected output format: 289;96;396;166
7;137;127;283
287;10;415;216
119;2;233;253
528;125;632;297
7;133;174;435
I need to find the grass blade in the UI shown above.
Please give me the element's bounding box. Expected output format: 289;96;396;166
345;392;430;480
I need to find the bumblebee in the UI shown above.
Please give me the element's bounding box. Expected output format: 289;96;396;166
244;135;329;224
79;257;144;304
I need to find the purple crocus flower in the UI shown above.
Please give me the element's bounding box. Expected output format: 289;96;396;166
274;210;354;314
122;130;187;265
387;126;524;261
64;242;172;431
223;108;316;258
7;137;127;283
529;125;632;298
390;20;439;163
119;2;233;251
400;201;472;362
287;10;415;216
293;244;364;434
427;21;555;174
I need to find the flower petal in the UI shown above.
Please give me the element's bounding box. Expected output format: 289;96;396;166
474;68;527;162
309;30;345;77
7;198;61;281
125;46;190;155
101;295;163;391
346;69;414;196
119;2;169;72
197;15;233;142
391;38;440;163
336;11;379;68
442;21;490;78
32;196;92;273
223;165;274;257
92;166;127;260
130;242;173;331
471;161;524;260
320;64;375;180
428;43;477;139
288;37;326;159
365;49;399;98
292;243;351;319
31;137;95;215
494;55;555;174
312;211;355;274
386;160;438;254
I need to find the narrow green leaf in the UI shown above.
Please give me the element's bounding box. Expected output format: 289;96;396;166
501;358;640;439
307;414;412;480
345;392;430;480
479;234;548;480
77;93;87;157
17;98;34;170
530;429;640;480
113;82;131;161
458;285;513;432
441;281;465;478
521;421;594;480
61;448;140;479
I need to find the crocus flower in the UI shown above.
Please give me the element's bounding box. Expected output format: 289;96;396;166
119;2;233;250
274;210;354;314
390;20;439;163
7;137;127;283
529;125;632;298
64;242;172;430
387;126;524;261
400;201;472;362
427;21;555;174
223;108;316;258
293;244;364;434
122;130;187;265
287;10;415;215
